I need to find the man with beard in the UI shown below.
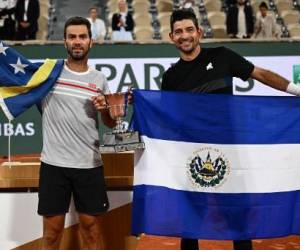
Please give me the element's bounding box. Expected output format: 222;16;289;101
162;9;300;250
38;16;115;250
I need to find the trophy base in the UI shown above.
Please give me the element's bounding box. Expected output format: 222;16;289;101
100;131;145;153
99;142;145;153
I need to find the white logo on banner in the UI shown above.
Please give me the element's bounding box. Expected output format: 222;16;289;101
0;122;35;136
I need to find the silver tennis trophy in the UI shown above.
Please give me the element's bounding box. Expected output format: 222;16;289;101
99;92;145;153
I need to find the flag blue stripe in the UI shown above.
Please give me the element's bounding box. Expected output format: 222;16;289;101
132;185;300;239
132;90;300;144
3;60;63;118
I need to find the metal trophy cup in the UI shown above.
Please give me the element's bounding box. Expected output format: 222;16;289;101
99;92;145;153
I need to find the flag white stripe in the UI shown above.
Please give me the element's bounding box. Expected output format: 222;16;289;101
0;95;13;120
134;136;300;193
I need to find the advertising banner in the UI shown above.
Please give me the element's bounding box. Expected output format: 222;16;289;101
1;56;300;155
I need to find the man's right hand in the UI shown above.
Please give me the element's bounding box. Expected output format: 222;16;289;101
91;95;107;113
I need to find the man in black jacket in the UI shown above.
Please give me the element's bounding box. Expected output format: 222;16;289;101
15;0;39;40
111;0;134;41
226;0;254;38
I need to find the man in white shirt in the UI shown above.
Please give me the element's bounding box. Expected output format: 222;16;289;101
236;0;247;38
38;16;115;250
87;7;106;41
254;1;281;39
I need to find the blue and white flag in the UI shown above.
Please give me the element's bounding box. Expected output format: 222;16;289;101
0;41;64;120
132;89;300;240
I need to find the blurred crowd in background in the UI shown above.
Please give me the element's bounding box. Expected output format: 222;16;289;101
0;0;300;42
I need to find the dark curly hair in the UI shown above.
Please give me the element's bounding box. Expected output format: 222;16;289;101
64;16;92;39
170;9;199;32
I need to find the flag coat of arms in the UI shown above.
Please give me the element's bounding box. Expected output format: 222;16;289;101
0;41;64;120
132;89;300;240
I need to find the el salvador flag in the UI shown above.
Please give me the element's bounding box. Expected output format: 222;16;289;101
132;89;300;240
0;41;64;120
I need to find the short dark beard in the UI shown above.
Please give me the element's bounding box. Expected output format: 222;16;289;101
67;44;90;60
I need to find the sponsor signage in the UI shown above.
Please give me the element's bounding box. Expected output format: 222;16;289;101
1;56;300;155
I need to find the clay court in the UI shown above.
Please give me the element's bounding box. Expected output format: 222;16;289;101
136;235;300;250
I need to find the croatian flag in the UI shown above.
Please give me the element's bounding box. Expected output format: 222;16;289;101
132;89;300;240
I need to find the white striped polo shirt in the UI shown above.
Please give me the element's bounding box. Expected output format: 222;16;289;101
41;63;110;169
